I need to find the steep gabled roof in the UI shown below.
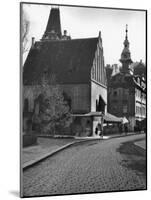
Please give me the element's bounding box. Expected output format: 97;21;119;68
23;37;98;85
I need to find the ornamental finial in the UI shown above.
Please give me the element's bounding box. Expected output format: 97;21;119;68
126;24;128;38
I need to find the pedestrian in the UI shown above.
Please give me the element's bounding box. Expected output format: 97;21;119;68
95;126;98;135
124;124;128;135
119;123;123;135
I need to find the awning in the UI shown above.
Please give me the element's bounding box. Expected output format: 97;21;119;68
85;112;103;117
122;117;129;124
104;113;122;123
72;112;122;123
71;112;103;117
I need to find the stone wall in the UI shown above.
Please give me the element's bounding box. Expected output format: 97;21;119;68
61;84;90;113
23;83;90;114
108;87;135;117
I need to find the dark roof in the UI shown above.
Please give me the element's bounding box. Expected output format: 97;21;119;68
133;62;146;78
109;73;137;87
109;72;146;92
23;37;98;85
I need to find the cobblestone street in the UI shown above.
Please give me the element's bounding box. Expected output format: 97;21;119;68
23;134;146;197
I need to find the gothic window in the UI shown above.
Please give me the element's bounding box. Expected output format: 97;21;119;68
99;95;105;113
96;56;98;82
94;63;96;80
98;57;100;82
96;100;98;111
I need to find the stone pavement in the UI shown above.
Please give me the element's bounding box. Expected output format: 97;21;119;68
23;134;146;197
135;139;146;150
22;132;145;169
22;137;79;169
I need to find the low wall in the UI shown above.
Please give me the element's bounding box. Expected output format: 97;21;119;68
23;134;37;147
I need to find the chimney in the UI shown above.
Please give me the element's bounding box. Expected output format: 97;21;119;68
99;31;101;38
31;37;35;48
64;30;67;36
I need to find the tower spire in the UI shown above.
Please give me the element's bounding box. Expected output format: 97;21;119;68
42;7;62;40
126;24;128;39
120;24;132;74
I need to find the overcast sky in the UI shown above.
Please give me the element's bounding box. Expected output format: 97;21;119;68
22;3;146;65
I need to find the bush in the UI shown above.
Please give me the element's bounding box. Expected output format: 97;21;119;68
23;134;37;147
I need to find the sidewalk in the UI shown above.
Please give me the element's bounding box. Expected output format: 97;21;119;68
104;131;145;139
22;137;88;169
22;131;145;169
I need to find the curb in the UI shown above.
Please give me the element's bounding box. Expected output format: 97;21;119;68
23;138;101;170
134;143;146;150
131;142;146;156
107;132;145;140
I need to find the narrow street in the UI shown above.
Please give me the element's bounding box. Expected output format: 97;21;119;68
23;134;146;197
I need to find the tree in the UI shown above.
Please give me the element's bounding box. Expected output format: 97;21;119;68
21;10;30;54
33;75;72;135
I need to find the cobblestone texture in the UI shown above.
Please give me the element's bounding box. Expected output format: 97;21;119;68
23;134;146;197
23;137;77;164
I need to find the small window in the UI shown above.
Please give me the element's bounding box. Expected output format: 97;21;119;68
113;91;118;96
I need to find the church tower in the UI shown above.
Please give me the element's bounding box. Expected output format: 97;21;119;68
42;7;62;40
120;25;133;73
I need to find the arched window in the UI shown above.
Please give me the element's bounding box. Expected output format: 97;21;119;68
96;100;98;111
98;95;105;112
